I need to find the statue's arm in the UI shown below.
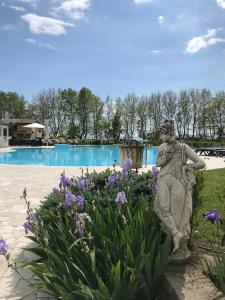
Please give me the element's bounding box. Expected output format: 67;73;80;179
156;145;174;167
184;144;206;170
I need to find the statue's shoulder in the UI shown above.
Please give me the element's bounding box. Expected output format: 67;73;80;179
178;142;194;156
176;141;187;149
179;142;191;150
158;142;167;150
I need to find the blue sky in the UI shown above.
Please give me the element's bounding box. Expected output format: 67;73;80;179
0;0;225;101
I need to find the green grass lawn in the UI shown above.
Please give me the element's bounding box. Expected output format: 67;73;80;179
192;168;225;246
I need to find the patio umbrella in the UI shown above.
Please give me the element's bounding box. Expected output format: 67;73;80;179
22;123;45;129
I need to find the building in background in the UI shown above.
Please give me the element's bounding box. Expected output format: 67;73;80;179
7;119;35;145
0;120;10;147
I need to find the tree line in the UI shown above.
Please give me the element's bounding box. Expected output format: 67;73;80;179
0;87;225;141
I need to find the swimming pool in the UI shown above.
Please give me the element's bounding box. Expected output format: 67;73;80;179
0;145;159;166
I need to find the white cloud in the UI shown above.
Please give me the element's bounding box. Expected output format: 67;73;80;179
216;0;225;9
1;2;6;6
10;5;26;12
134;0;154;4
52;0;90;20
2;24;18;31
185;28;225;54
151;49;161;54
21;13;74;35
158;15;164;24
25;38;56;50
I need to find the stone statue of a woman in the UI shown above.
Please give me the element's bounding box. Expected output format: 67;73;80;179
153;120;206;261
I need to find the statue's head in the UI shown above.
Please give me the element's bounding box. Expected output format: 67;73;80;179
159;120;176;143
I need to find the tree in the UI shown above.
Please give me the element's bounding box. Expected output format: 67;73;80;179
77;87;94;139
137;96;148;139
148;93;163;140
0;91;26;119
214;91;225;140
28;89;52;125
60;88;78;137
61;88;77;122
91;96;104;140
162;90;177;121
112;108;122;141
122;93;137;137
189;89;201;139
176;90;191;139
197;89;211;139
28;88;66;137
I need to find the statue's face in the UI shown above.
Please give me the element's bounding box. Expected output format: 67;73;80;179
160;133;174;142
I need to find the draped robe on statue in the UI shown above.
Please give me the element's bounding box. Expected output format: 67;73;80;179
153;142;206;241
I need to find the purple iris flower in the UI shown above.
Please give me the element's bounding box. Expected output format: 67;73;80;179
108;174;119;188
122;158;132;178
115;191;128;207
77;178;93;191
75;195;85;209
124;158;132;171
203;209;221;224
0;239;8;256
75;213;92;235
23;221;34;235
151;166;159;178
64;192;76;208
64;192;85;209
28;212;39;222
53;187;60;193
122;167;129;178
150;183;158;194
60;175;72;188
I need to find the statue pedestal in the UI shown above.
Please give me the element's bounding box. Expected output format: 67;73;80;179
119;143;144;169
171;250;192;265
171;239;192;265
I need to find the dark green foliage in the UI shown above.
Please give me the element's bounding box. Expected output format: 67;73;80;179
202;250;225;296
190;171;205;237
128;172;152;197
112;110;122;142
38;170;153;215
78;139;116;145
0;91;26;119
24;170;171;299
67;124;80;139
38;193;61;217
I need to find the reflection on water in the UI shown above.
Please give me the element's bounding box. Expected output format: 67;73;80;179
0;146;159;166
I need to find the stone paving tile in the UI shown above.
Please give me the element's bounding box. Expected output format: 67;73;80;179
0;159;223;298
0;164;120;299
0;256;8;280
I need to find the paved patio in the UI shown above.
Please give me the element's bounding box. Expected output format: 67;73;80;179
0;164;123;299
0;153;224;299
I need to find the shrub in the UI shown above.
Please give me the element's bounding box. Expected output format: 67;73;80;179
189;170;205;244
23;169;171;299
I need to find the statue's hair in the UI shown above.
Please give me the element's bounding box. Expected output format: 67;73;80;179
159;120;175;135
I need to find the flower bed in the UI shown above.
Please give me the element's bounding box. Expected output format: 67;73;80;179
20;163;171;299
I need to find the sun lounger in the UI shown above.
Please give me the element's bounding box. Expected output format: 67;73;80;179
59;138;66;144
42;139;53;146
67;139;75;145
72;139;79;145
51;139;61;145
195;147;225;156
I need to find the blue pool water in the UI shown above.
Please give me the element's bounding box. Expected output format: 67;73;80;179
0;145;159;166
